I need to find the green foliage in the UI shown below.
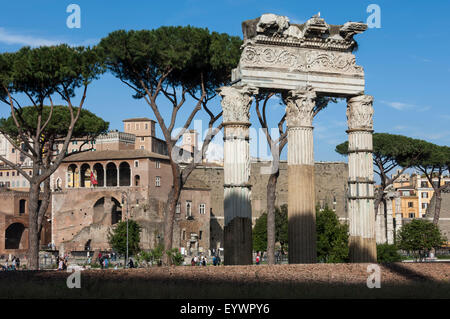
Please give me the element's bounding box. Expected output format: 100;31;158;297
253;212;267;252
376;244;403;263
0;105;108;140
252;205;288;252
107;220;142;256
336;133;429;169
166;248;185;266
316;205;349;263
98;27;242;98
0;45;104;104
397;219;447;261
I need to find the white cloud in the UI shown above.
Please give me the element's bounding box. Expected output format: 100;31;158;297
380;100;414;111
0;28;61;47
0;28;99;47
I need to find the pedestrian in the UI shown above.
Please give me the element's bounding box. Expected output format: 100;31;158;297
128;258;134;269
15;257;20;270
217;255;221;266
193;255;198;266
58;257;63;271
104;257;109;269
256;253;260;265
212;255;217;266
191;257;195;266
202;256;207;266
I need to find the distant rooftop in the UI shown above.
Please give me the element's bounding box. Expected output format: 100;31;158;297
122;117;156;122
63;149;168;162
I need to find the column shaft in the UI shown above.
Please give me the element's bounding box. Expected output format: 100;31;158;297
347;95;376;262
218;86;256;265
284;87;317;263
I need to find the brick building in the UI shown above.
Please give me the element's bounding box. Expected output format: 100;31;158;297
0;188;51;256
51;148;210;255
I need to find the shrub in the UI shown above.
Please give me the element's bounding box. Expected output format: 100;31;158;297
376;244;403;263
166;248;184;266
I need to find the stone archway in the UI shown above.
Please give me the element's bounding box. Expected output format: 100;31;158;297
219;13;375;264
93;163;104;187
106;163;117;187
119;162;131;186
5;223;26;249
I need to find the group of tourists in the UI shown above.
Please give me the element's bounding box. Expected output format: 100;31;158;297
190;254;222;266
57;255;69;270
1;256;20;271
96;252;119;269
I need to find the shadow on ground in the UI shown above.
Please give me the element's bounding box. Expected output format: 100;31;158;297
0;263;448;299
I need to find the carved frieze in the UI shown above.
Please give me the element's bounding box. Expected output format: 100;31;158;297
346;95;374;130
217;86;258;123
284;86;316;128
241;45;363;75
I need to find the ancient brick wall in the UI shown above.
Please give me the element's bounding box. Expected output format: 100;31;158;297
188;161;348;251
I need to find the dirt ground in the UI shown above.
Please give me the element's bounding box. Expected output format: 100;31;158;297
0;263;449;299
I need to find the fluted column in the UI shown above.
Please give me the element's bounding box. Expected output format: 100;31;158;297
284;86;317;263
376;201;386;244
395;195;402;235
385;191;395;244
218;85;257;265
346;95;376;262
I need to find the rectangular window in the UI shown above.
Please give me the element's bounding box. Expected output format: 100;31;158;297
403;191;410;196
141;137;145;142
421;192;428;199
11;148;14;153
421;181;428;188
140;146;144;150
199;231;203;240
0;172;2;177
408;202;414;208
422;203;428;209
199;203;206;215
409;213;415;218
12;171;15;176
134;160;139;168
176;202;181;214
182;230;186;240
155;160;160;169
155;176;160;187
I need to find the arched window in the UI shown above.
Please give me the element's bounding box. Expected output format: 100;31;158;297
19;199;26;215
93;163;104;187
67;164;78;188
135;175;140;186
106;163;117;187
80;163;91;187
119;162;131;186
5;223;25;249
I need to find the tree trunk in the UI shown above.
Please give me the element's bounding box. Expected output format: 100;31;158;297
162;164;182;265
433;190;442;225
27;182;41;270
266;170;279;265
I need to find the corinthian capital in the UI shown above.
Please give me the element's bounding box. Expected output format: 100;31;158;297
346;95;374;130
218;86;258;124
283;86;316;128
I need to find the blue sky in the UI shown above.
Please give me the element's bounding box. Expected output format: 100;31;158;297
1;0;449;163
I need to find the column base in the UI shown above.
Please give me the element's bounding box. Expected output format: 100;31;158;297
349;236;377;263
224;217;253;265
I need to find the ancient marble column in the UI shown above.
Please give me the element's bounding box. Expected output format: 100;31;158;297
284;86;317;263
346;95;377;262
218;85;257;265
395;195;402;234
385;191;395;244
375;201;386;244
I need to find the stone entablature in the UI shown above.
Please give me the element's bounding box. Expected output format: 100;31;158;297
232;14;367;95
